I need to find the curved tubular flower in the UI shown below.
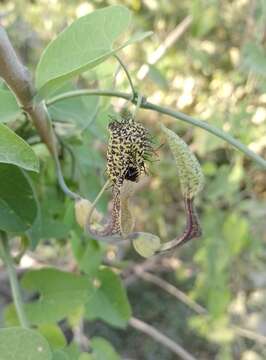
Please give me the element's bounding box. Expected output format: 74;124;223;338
84;114;204;256
156;125;204;253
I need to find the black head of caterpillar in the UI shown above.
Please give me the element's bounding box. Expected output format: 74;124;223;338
106;110;154;187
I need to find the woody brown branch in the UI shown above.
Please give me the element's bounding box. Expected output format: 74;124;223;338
0;26;57;156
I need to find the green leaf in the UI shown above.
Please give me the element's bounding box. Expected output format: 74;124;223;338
36;6;131;98
28;199;74;248
122;30;153;46
27;205;43;249
161;124;204;199
0;164;38;233
85;268;131;328
0;123;39;172
21;268;90;324
90;337;121;360
0;327;52;360
77;238;105;276
131;232;161;258
0;89;20;123
38;324;67;350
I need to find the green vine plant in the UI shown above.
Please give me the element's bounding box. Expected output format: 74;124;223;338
0;4;266;360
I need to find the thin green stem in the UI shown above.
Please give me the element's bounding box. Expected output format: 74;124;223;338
43;102;81;200
46;89;131;106
0;233;29;328
114;54;136;98
46;89;266;170
54;155;81;200
143;102;266;169
86;179;110;231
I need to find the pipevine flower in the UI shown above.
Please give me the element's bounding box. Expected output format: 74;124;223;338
86;109;204;257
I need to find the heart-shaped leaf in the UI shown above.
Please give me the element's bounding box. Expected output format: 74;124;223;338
21;268;90;324
85;268;131;328
0;89;21;123
0;164;37;233
36;5;140;98
0;123;39;172
0;327;52;360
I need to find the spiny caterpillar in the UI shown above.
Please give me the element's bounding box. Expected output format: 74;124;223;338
106;109;154;188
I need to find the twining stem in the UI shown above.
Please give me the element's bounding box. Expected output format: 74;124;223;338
46;89;266;170
0;233;29;328
114;54;136;98
43;101;81;200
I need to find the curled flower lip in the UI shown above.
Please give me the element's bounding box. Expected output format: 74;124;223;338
158;197;202;253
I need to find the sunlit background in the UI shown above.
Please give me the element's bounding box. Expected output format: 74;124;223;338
0;0;266;359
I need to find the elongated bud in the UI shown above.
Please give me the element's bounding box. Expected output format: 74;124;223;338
160;124;204;198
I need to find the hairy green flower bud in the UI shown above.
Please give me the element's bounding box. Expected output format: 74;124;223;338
161;124;204;199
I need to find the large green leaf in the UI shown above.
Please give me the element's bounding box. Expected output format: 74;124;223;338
36;5;130;98
0;164;38;233
0;123;39;172
36;5;152;98
85;268;131;328
0;89;20;123
0;327;52;360
21;268;90;324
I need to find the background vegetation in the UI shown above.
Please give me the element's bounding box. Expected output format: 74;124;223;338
0;1;266;359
